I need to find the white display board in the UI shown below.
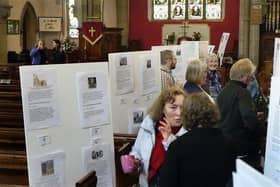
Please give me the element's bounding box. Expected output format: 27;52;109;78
273;38;280;77
152;43;201;85
108;51;161;134
234;159;279;187
217;32;230;65
264;38;280;184
264;77;280;184
20;63;115;187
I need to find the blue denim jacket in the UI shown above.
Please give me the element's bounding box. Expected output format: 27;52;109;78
130;116;187;187
30;48;48;65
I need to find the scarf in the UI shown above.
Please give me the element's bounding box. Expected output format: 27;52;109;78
148;123;180;180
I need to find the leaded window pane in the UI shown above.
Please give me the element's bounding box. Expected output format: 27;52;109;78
153;0;169;20
206;0;222;19
188;0;203;20
170;0;186;20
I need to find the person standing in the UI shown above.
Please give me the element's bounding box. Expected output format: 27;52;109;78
128;86;187;187
160;93;236;187
183;59;207;94
30;40;48;65
202;53;222;100
50;39;65;64
216;58;265;166
160;50;177;90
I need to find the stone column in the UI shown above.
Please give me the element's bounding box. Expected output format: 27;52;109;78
0;1;12;64
238;0;250;59
249;24;260;66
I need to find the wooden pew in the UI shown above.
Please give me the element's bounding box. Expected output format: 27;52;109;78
0;92;22;102
0;102;23;113
0;83;28;186
0;151;27;170
0;64;21;80
0;127;25;145
76;170;97;187
114;133;138;187
0;83;21;92
0;112;24;128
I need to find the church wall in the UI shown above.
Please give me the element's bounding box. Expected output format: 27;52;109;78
104;0;117;27
7;0;63;53
7;0;117;53
0;1;9;63
129;0;240;52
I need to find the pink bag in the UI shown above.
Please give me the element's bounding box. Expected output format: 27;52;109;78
120;154;135;173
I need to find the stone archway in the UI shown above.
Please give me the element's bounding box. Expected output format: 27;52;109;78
21;2;37;52
0;0;11;63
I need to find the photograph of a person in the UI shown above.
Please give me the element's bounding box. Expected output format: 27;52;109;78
191;4;202;16
41;160;54;176
88;77;97;89
91;150;103;160
176;49;181;56
146;59;152;68
120;57;128;66
173;5;183;16
133;111;144;124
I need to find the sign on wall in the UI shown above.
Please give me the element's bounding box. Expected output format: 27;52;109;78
39;17;62;32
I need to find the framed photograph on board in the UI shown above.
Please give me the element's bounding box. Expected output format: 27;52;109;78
7;20;20;34
38;17;62;32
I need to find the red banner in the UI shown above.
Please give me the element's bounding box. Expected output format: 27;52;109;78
82;22;103;45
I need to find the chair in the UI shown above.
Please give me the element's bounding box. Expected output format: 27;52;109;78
75;170;97;187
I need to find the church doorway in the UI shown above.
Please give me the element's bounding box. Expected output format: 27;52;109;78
21;2;37;52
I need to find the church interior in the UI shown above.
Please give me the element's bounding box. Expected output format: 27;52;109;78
0;0;279;186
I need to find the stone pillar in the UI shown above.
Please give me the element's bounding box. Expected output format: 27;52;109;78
0;1;12;64
249;0;265;66
249;25;260;66
238;0;250;59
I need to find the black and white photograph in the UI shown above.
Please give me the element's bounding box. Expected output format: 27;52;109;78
146;59;152;68
41;160;54;176
91;150;103;160
133;111;144;124
120;57;128;66
88;77;97;89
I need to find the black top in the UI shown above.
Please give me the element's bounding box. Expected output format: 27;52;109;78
160;128;236;187
216;80;265;156
183;81;204;94
51;50;65;64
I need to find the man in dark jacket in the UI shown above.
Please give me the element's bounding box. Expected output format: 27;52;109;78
217;58;265;166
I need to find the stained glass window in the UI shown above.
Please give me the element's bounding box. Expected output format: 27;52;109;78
206;0;222;19
68;0;79;38
152;0;223;21
188;0;203;20
171;0;186;20
153;0;169;20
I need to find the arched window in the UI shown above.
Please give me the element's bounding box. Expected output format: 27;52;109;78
152;0;223;21
68;0;79;38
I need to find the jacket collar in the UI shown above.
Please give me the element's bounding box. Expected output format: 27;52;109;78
161;65;171;73
229;80;247;88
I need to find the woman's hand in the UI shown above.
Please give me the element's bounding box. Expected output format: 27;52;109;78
158;117;172;141
129;158;142;176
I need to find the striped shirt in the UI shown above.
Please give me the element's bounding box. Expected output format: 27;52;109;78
161;66;175;90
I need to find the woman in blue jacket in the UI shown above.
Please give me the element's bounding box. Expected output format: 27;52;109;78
30;40;48;65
